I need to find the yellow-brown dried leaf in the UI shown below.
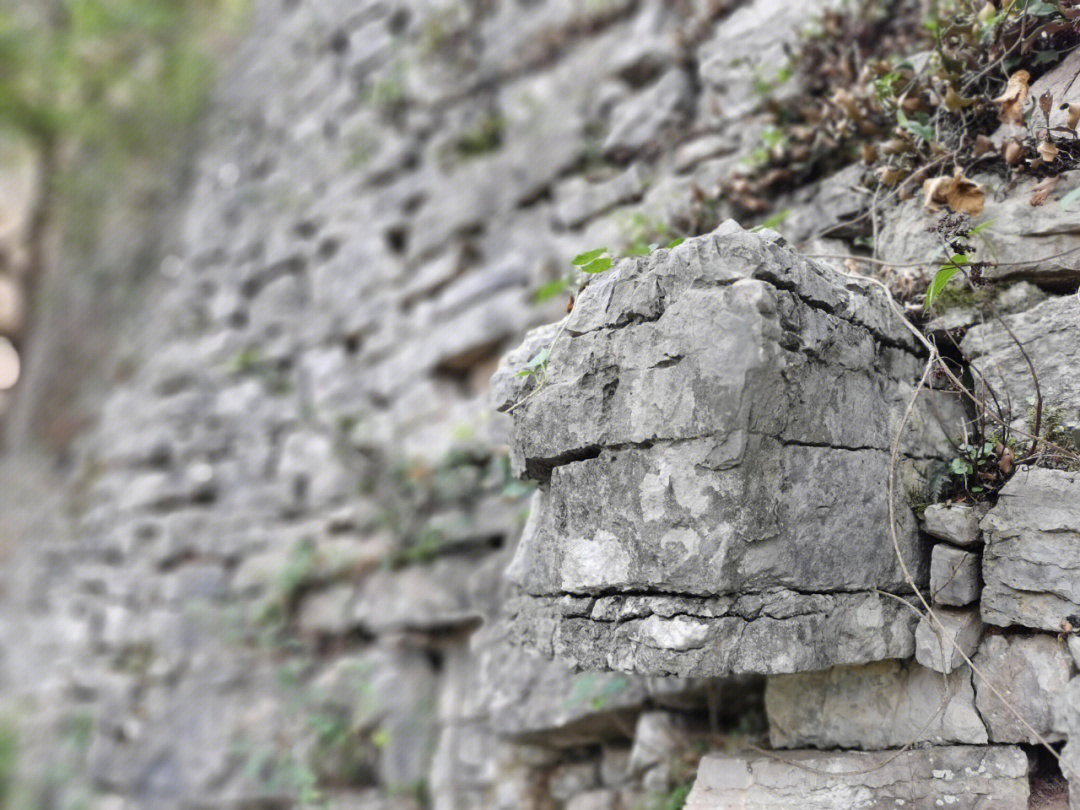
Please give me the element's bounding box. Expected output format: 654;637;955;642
1030;175;1059;206
923;169;985;216
1037;140;1059;163
992;70;1031;126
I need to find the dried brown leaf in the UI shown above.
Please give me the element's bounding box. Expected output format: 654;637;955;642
1004;140;1024;166
992;70;1031;126
1068;104;1080;131
1040;91;1053;119
1030;175;1060;207
923;169;985;216
1037;140;1059;163
945;86;976;111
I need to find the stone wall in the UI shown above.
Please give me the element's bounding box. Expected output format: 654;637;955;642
1;1;1079;810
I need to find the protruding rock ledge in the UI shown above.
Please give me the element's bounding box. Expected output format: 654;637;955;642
494;222;959;677
505;590;917;678
684;746;1030;810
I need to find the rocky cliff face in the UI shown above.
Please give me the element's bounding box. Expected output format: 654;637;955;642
1;1;1079;810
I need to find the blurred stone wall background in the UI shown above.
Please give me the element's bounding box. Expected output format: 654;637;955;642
0;1;911;808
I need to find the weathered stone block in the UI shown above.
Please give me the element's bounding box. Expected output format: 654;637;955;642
880;172;1080;288
509;591;916;678
923;503;984;547
931;544;981;606
495;223;957;676
962;295;1080;437
981;468;1080;630
915;607;984;674
684;746;1030;810
972;633;1074;744
765;660;987;750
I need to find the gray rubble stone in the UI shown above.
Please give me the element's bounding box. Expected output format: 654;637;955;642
475;621;649;745
879;172;1080;287
915;607;984;674
684;746;1030;810
980;468;1080;630
923;503;985;547
931;544;981;606
626;712;684;776
565;789;619;810
765;660;988;749
497;223;958;676
603;68;693;159
962;294;1080;438
1056;676;1080;799
548;761;599;802
972;633;1074;744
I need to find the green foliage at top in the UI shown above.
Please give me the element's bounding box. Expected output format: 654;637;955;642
0;0;246;153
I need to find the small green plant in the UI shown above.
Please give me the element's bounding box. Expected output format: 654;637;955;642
750;209;791;233
450;113;505;161
742;125;789;170
752;64;794;97
649;783;693;810
564;673;630;712
925;218;994;309
388;526;445;568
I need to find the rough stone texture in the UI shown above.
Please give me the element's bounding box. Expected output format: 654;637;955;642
497;221;957;677
931;544;981;607
923;504;985;548
510;590;918;678
961;294;1080;437
981;468;1080;630
684;746;1030;810
971;633;1074;744
2;1;1075;808
1057;676;1080;801
915;608;984;675
765;660;988;749
878;171;1080;287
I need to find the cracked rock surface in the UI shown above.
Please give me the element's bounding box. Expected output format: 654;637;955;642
494;222;957;676
683;746;1030;810
981;467;1080;631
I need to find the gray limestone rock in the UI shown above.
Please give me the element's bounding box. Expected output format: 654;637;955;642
765;660;988;749
915;607;984;674
497;222;958;676
684;746;1030;810
923;503;985;547
603;69;693;160
508;590;917;678
931;544;981;607
878;172;1080;287
961;294;1080;438
971;633;1074;744
980;468;1080;630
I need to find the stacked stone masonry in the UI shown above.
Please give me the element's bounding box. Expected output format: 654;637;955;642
0;1;1079;810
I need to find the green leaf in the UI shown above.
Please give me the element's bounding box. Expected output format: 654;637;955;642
581;256;614;274
666;237;685;249
751;209;791;232
1033;48;1061;66
533;278;569;303
572;247;608;266
524;348;549;370
968;220;994;236
926;255;969;307
1027;1;1061;16
897;109;934;142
